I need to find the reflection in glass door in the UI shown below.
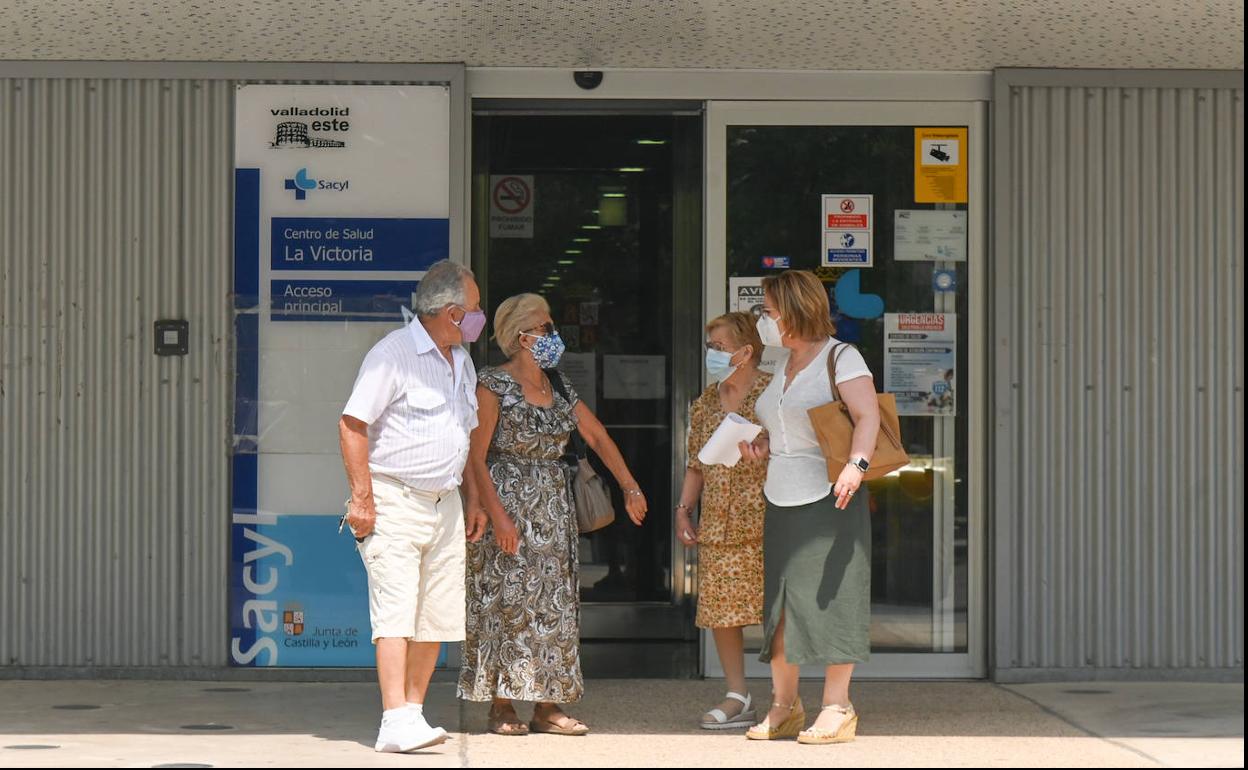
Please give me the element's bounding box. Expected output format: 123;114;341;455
471;107;703;674
706;101;986;679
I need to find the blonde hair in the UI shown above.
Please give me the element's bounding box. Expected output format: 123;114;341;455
705;312;764;366
492;293;550;358
762;270;837;341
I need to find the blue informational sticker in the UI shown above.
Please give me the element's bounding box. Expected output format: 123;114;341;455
933;269;958;293
761;256;791;269
823;231;873;267
832;269;885;320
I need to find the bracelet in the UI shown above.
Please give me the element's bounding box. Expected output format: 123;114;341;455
623;488;644;497
675;502;693;513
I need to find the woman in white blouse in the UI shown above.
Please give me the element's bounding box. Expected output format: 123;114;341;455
738;270;881;746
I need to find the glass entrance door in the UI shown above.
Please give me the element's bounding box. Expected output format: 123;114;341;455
705;101;987;678
471;107;703;674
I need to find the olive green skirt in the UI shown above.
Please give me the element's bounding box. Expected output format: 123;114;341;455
759;491;871;666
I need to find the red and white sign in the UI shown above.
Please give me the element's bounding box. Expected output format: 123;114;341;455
821;193;874;267
490;175;535;238
823;194;872;230
897;313;946;331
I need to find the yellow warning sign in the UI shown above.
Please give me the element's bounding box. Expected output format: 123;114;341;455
914;128;968;203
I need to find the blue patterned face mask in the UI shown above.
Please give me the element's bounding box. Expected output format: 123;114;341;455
522;330;566;369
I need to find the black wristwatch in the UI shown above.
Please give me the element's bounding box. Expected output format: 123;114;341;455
848;457;870;474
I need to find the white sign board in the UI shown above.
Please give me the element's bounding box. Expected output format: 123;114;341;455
231;84;451;668
821;193;873;267
884;313;957;417
894;210;967;262
489;175;535;238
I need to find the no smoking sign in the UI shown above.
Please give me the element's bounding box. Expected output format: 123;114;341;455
490;175;535;238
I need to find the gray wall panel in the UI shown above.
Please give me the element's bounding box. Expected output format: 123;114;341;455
2;66;465;670
993;70;1245;677
2;78;232;666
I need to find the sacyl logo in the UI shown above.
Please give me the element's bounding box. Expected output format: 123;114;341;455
284;168;317;200
283;168;349;200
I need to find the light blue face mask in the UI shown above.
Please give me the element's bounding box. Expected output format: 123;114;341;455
523;330;566;369
705;347;742;381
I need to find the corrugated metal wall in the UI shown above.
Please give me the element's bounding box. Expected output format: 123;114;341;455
1;66;464;673
1;78;234;667
992;70;1245;678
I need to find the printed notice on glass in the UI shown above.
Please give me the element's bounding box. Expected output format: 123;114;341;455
728;277;781;375
729;277;765;315
914;128;968;203
894;210;967;262
884;313;957;417
489;175;535;238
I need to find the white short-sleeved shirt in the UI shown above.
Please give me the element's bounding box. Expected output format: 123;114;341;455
754;337;873;507
342;319;479;492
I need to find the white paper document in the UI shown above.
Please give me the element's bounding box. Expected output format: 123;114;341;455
697;413;764;468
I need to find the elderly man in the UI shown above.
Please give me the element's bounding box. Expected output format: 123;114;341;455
339;259;489;752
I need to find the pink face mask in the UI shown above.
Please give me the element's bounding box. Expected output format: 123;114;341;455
454;308;487;343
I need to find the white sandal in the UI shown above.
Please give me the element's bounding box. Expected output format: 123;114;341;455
700;691;756;730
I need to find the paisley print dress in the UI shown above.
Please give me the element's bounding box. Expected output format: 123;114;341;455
457;367;584;703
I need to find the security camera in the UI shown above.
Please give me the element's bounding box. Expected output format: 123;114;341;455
573;71;604;90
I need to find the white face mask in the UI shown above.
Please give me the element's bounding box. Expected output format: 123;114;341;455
756;314;783;347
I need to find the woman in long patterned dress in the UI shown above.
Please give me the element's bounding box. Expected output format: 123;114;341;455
458;293;648;736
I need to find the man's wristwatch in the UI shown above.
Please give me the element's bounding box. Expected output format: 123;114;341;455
848;457;870;474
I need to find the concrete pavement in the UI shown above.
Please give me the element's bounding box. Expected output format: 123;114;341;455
0;679;1241;767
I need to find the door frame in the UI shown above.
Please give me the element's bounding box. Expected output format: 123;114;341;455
468;101;705;648
703;100;988;679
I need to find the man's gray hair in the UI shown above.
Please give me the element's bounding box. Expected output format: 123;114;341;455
412;260;474;316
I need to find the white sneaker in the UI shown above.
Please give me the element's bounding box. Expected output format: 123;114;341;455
374;709;449;753
409;705;451;750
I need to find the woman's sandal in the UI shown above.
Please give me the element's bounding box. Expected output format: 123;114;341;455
700;691;756;730
529;709;590;736
487;704;530;736
745;698;805;740
797;703;858;745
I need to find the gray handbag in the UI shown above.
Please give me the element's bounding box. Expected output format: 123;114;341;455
545;368;616;534
570;456;616;534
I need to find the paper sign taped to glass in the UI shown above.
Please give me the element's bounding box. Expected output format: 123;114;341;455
884;312;957;417
894;210;967;262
